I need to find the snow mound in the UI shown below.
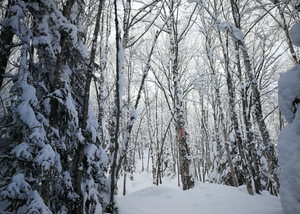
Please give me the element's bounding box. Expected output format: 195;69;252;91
278;64;300;124
116;172;282;214
289;23;300;47
278;101;300;214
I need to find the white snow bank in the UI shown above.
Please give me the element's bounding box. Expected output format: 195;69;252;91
278;64;300;124
278;102;300;214
289;23;300;47
116;172;282;214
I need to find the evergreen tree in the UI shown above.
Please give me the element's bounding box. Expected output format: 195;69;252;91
0;0;108;213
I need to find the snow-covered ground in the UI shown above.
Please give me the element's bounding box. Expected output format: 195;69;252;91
116;172;282;214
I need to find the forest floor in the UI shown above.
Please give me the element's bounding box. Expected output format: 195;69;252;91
116;172;282;214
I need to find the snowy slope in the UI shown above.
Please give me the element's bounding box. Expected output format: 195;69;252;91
116;172;282;214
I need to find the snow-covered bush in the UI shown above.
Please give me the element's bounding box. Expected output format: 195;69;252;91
278;22;300;214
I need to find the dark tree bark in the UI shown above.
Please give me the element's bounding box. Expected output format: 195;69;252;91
165;0;194;190
50;0;76;128
219;30;253;194
48;0;76;208
74;1;104;213
0;0;13;88
230;0;279;196
274;1;298;63
108;27;163;210
234;40;261;194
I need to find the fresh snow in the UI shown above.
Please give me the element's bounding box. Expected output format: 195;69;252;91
278;63;300;213
278;103;300;214
289;23;300;47
130;107;138;122
278;64;300;124
116;172;282;214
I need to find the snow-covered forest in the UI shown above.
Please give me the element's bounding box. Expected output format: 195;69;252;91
0;0;299;213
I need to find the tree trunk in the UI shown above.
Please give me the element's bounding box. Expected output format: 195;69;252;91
230;0;278;196
97;10;110;147
0;0;13;88
168;3;194;190
241;45;278;196
234;41;261;195
144;86;157;184
123;155;127;196
48;0;76;209
109;0;123;208
221;32;252;194
75;1;104;213
275;2;298;63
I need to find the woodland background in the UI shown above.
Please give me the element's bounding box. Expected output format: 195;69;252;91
0;0;299;213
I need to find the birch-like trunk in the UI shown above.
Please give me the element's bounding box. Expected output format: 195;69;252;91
219;30;253;193
169;20;194;191
230;0;279;196
205;29;239;187
234;41;262;194
275;1;298;63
